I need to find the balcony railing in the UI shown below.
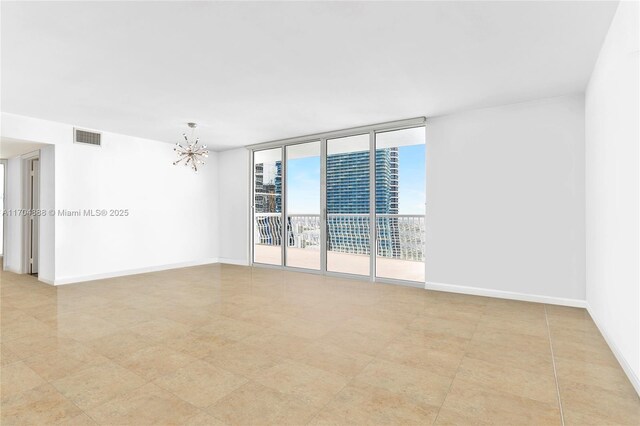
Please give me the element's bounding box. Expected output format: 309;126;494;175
254;213;425;262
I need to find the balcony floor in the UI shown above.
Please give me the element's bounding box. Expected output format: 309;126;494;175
254;245;425;282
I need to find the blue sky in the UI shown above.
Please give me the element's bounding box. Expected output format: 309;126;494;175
287;156;321;213
287;145;425;214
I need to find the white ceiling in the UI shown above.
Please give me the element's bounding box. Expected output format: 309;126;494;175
1;1;617;150
0;138;49;159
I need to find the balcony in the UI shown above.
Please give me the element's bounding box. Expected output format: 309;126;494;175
254;213;425;282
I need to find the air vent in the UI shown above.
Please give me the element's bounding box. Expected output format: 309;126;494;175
74;128;101;146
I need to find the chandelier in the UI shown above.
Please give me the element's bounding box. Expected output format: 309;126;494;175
173;122;209;172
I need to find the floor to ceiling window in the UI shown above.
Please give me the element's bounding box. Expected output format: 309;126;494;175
375;127;426;282
326;134;371;276
251;118;426;284
285;141;321;270
252;147;282;265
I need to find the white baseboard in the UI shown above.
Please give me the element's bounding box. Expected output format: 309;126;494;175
3;266;22;274
425;281;587;308
587;304;640;397
217;258;250;266
38;277;55;286
53;258;219;285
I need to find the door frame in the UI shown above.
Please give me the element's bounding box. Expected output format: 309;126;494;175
22;150;40;275
248;117;426;287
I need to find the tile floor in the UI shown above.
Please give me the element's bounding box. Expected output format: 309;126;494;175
1;264;639;425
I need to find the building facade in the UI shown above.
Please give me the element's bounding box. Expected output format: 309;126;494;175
326;148;399;257
254;161;282;245
253;148;406;258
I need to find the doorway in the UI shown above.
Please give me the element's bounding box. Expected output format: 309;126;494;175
24;155;40;275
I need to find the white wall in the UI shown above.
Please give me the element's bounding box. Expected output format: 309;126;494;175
585;1;639;394
1;144;55;282
426;95;586;304
4;156;23;273
218;96;586;307
218;147;250;265
1;113;220;284
38;146;55;282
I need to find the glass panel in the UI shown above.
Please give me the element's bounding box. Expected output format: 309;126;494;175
285;142;321;270
326;134;370;276
375;127;426;282
253;148;282;265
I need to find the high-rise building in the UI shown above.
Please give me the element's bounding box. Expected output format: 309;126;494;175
326;148;398;214
254;161;282;245
326;148;399;256
254;148;401;257
254;161;281;213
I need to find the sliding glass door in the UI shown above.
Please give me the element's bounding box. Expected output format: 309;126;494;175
326;134;371;276
253;148;283;265
285;142;321;270
375;127;426;282
251;119;426;284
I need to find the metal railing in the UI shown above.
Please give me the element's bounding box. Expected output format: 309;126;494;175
254;213;425;261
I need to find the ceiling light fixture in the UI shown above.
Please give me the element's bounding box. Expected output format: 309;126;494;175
173;122;209;172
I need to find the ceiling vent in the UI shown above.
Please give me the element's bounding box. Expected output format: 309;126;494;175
74;128;101;146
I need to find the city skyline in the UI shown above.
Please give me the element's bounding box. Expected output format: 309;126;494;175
256;144;426;214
